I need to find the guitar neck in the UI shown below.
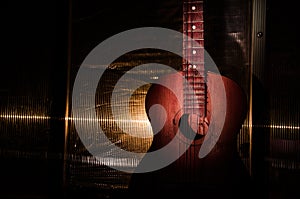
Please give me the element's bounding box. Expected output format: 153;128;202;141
182;0;207;114
182;0;204;72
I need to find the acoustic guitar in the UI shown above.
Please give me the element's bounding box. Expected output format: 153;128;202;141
129;0;248;197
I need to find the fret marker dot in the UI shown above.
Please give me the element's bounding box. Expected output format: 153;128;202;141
193;65;197;69
192;50;197;54
192;6;196;10
192;25;196;30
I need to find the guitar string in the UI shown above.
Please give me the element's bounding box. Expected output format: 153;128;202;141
183;0;205;184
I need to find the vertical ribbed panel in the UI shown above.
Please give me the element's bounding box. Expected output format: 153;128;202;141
249;0;266;175
251;0;266;81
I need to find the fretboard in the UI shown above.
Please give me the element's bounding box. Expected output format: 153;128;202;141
182;0;207;115
183;0;204;72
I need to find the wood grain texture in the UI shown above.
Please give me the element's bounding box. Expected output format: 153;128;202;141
129;71;249;198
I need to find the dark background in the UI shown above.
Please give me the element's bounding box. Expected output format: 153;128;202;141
1;0;299;198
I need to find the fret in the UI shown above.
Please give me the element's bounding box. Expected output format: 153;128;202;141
184;91;206;96
185;59;205;65
187;76;206;81
184;95;207;102
184;58;202;64
184;38;204;42
183;61;205;65
182;73;206;78
184;81;206;87
184;75;206;80
182;61;205;64
193;81;206;86
183;1;203;4
182;72;205;77
185;93;206;97
184;29;204;33
184;87;206;92
184;95;207;101
182;105;206;110
185;87;206;92
186;91;203;97
184;102;206;107
183;14;203;22
182;61;205;66
184;96;206;100
188;85;206;90
184;89;206;96
184;98;206;103
183;47;204;50
184;76;206;82
183;20;204;24
184;90;206;95
182;66;205;72
182;62;204;68
183;32;204;41
183;38;204;42
182;67;206;72
184;95;206;99
182;69;205;74
184;101;206;106
183;11;203;15
183;56;203;62
182;64;205;68
183;55;204;62
182;64;205;70
183;40;204;48
184;82;206;86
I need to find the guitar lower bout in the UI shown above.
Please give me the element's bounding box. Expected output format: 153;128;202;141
145;71;247;151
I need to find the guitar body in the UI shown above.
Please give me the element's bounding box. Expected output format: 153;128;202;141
128;1;250;198
128;71;248;198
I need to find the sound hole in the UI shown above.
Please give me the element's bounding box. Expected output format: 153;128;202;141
178;113;209;140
